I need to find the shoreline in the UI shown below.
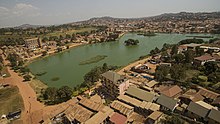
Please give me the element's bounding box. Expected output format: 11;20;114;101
24;42;87;66
25;32;127;86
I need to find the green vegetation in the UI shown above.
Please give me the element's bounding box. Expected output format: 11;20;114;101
186;35;213;38
42;86;73;105
0;86;24;116
160;115;185;124
36;72;47;76
138;32;156;36
124;39;139;46
29;79;48;96
79;55;108;65
178;38;204;45
0;26;98;46
51;77;60;81
72;63;119;96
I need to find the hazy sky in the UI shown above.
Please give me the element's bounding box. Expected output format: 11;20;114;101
0;0;220;28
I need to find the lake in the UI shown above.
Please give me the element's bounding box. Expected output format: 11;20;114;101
28;33;219;88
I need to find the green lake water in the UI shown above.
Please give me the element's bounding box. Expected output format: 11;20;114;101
28;33;219;88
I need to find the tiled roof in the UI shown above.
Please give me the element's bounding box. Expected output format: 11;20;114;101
194;54;214;61
198;88;220;100
109;112;127;124
160;85;182;97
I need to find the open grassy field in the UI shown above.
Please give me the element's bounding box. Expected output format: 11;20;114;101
0;86;24;116
43;27;97;38
0;27;97;41
28;79;47;96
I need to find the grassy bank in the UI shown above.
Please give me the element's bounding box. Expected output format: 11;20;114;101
28;79;48;96
0;86;24;116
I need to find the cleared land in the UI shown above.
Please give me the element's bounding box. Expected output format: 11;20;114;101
0;86;24;116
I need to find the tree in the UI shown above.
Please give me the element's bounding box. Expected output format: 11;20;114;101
44;87;58;102
184;50;194;63
170;45;178;56
124;39;139;46
170;64;186;81
102;63;108;72
155;65;170;82
161;43;171;52
160;116;185;124
42;51;47;56
195;46;204;56
57;86;73;102
204;61;218;75
208;72;220;83
84;67;102;85
173;54;185;63
65;34;71;39
23;74;32;81
150;47;160;55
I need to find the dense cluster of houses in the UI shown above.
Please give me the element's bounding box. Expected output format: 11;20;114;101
99;70;220;124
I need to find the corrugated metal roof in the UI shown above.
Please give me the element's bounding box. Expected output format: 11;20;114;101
126;86;155;102
208;109;220;123
156;95;178;111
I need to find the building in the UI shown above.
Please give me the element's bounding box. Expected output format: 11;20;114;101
155;85;182;98
109;112;127;124
110;100;134;117
207;109;220;124
186;101;217;122
156;95;179;112
145;80;159;88
78;98;104;112
64;104;93;123
198;88;220;101
194;54;216;65
125;86;156;102
101;71;130;97
179;89;204;105
212;96;220;107
145;111;163;124
159;85;183;98
24;37;42;49
85;106;114;124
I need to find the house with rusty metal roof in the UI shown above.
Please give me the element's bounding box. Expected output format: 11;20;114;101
198;88;220;101
110;100;134;117
85;106;114;124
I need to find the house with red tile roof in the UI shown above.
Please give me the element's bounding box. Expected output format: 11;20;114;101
194;54;216;65
158;85;183;98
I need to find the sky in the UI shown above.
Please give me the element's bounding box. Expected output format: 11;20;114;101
0;0;220;28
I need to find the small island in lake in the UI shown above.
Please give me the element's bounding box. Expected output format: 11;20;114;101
124;39;139;46
51;77;60;81
79;55;108;65
137;32;156;37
